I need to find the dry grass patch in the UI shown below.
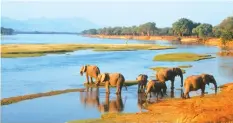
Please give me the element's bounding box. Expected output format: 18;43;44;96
1;44;174;58
153;53;215;62
150;67;186;74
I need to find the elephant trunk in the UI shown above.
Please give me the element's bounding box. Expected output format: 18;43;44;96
180;73;183;87
80;71;83;76
213;81;217;94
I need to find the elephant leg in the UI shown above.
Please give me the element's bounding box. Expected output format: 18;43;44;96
90;77;94;84
86;74;90;84
160;90;163;98
184;90;189;99
138;84;141;93
105;81;110;94
171;79;175;90
116;84;122;95
163;84;167;95
201;86;205;97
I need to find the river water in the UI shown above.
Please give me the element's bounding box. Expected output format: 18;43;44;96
1;34;233;123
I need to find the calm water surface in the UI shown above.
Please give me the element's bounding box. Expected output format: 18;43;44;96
1;34;233;123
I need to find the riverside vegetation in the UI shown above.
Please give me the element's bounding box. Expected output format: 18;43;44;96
82;16;233;55
1;44;174;58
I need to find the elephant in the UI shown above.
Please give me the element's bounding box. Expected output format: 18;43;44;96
97;94;125;113
183;74;217;98
145;80;167;100
96;73;127;94
80;87;100;108
80;65;100;84
136;74;148;93
156;67;183;90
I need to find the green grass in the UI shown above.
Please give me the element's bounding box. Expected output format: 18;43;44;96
84;80;138;87
150;67;186;74
153;53;215;62
1;44;175;58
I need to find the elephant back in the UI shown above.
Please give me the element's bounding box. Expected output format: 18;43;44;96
108;73;125;86
86;65;100;78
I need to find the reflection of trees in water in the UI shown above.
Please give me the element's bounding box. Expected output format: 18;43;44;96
80;87;125;113
218;57;233;79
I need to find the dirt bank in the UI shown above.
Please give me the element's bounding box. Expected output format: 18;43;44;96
69;82;233;123
86;35;233;48
1;88;85;105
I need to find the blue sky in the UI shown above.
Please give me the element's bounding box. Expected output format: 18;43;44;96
2;0;233;27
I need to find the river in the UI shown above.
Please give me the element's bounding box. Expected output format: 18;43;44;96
1;34;233;123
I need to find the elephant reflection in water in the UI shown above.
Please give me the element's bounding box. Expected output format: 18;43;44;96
137;93;147;112
80;87;100;108
80;87;126;113
98;94;125;113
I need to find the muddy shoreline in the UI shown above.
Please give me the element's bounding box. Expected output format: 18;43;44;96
85;34;233;47
68;82;233;123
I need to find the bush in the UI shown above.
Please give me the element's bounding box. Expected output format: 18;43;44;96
221;31;233;45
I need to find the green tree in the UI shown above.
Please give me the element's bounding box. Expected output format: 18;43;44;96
172;18;194;36
192;23;213;39
1;27;14;35
221;31;233;45
139;22;156;36
218;17;233;32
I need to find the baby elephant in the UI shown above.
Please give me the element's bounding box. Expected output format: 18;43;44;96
136;74;148;93
183;74;217;98
145;80;167;100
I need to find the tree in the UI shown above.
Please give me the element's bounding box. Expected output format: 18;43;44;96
172;18;194;36
192;24;213;39
221;31;233;45
212;27;222;38
139;22;156;36
1;27;14;35
218;17;233;32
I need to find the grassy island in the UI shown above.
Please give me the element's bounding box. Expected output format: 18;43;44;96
1;44;174;58
153;53;215;62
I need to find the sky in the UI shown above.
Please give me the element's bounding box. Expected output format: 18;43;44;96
1;0;233;27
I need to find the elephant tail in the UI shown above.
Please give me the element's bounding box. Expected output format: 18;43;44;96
121;75;127;91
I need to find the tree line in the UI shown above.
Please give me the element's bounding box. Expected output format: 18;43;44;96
1;27;14;35
82;16;233;42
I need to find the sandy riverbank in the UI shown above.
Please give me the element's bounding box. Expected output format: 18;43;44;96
68;82;233;123
1;44;174;58
86;35;233;47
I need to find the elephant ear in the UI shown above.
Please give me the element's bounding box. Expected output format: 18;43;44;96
83;65;87;72
201;74;210;85
172;68;180;75
100;73;107;82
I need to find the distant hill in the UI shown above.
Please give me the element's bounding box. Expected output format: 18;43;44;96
1;17;100;33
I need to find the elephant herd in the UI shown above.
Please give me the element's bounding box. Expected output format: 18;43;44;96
80;65;218;99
